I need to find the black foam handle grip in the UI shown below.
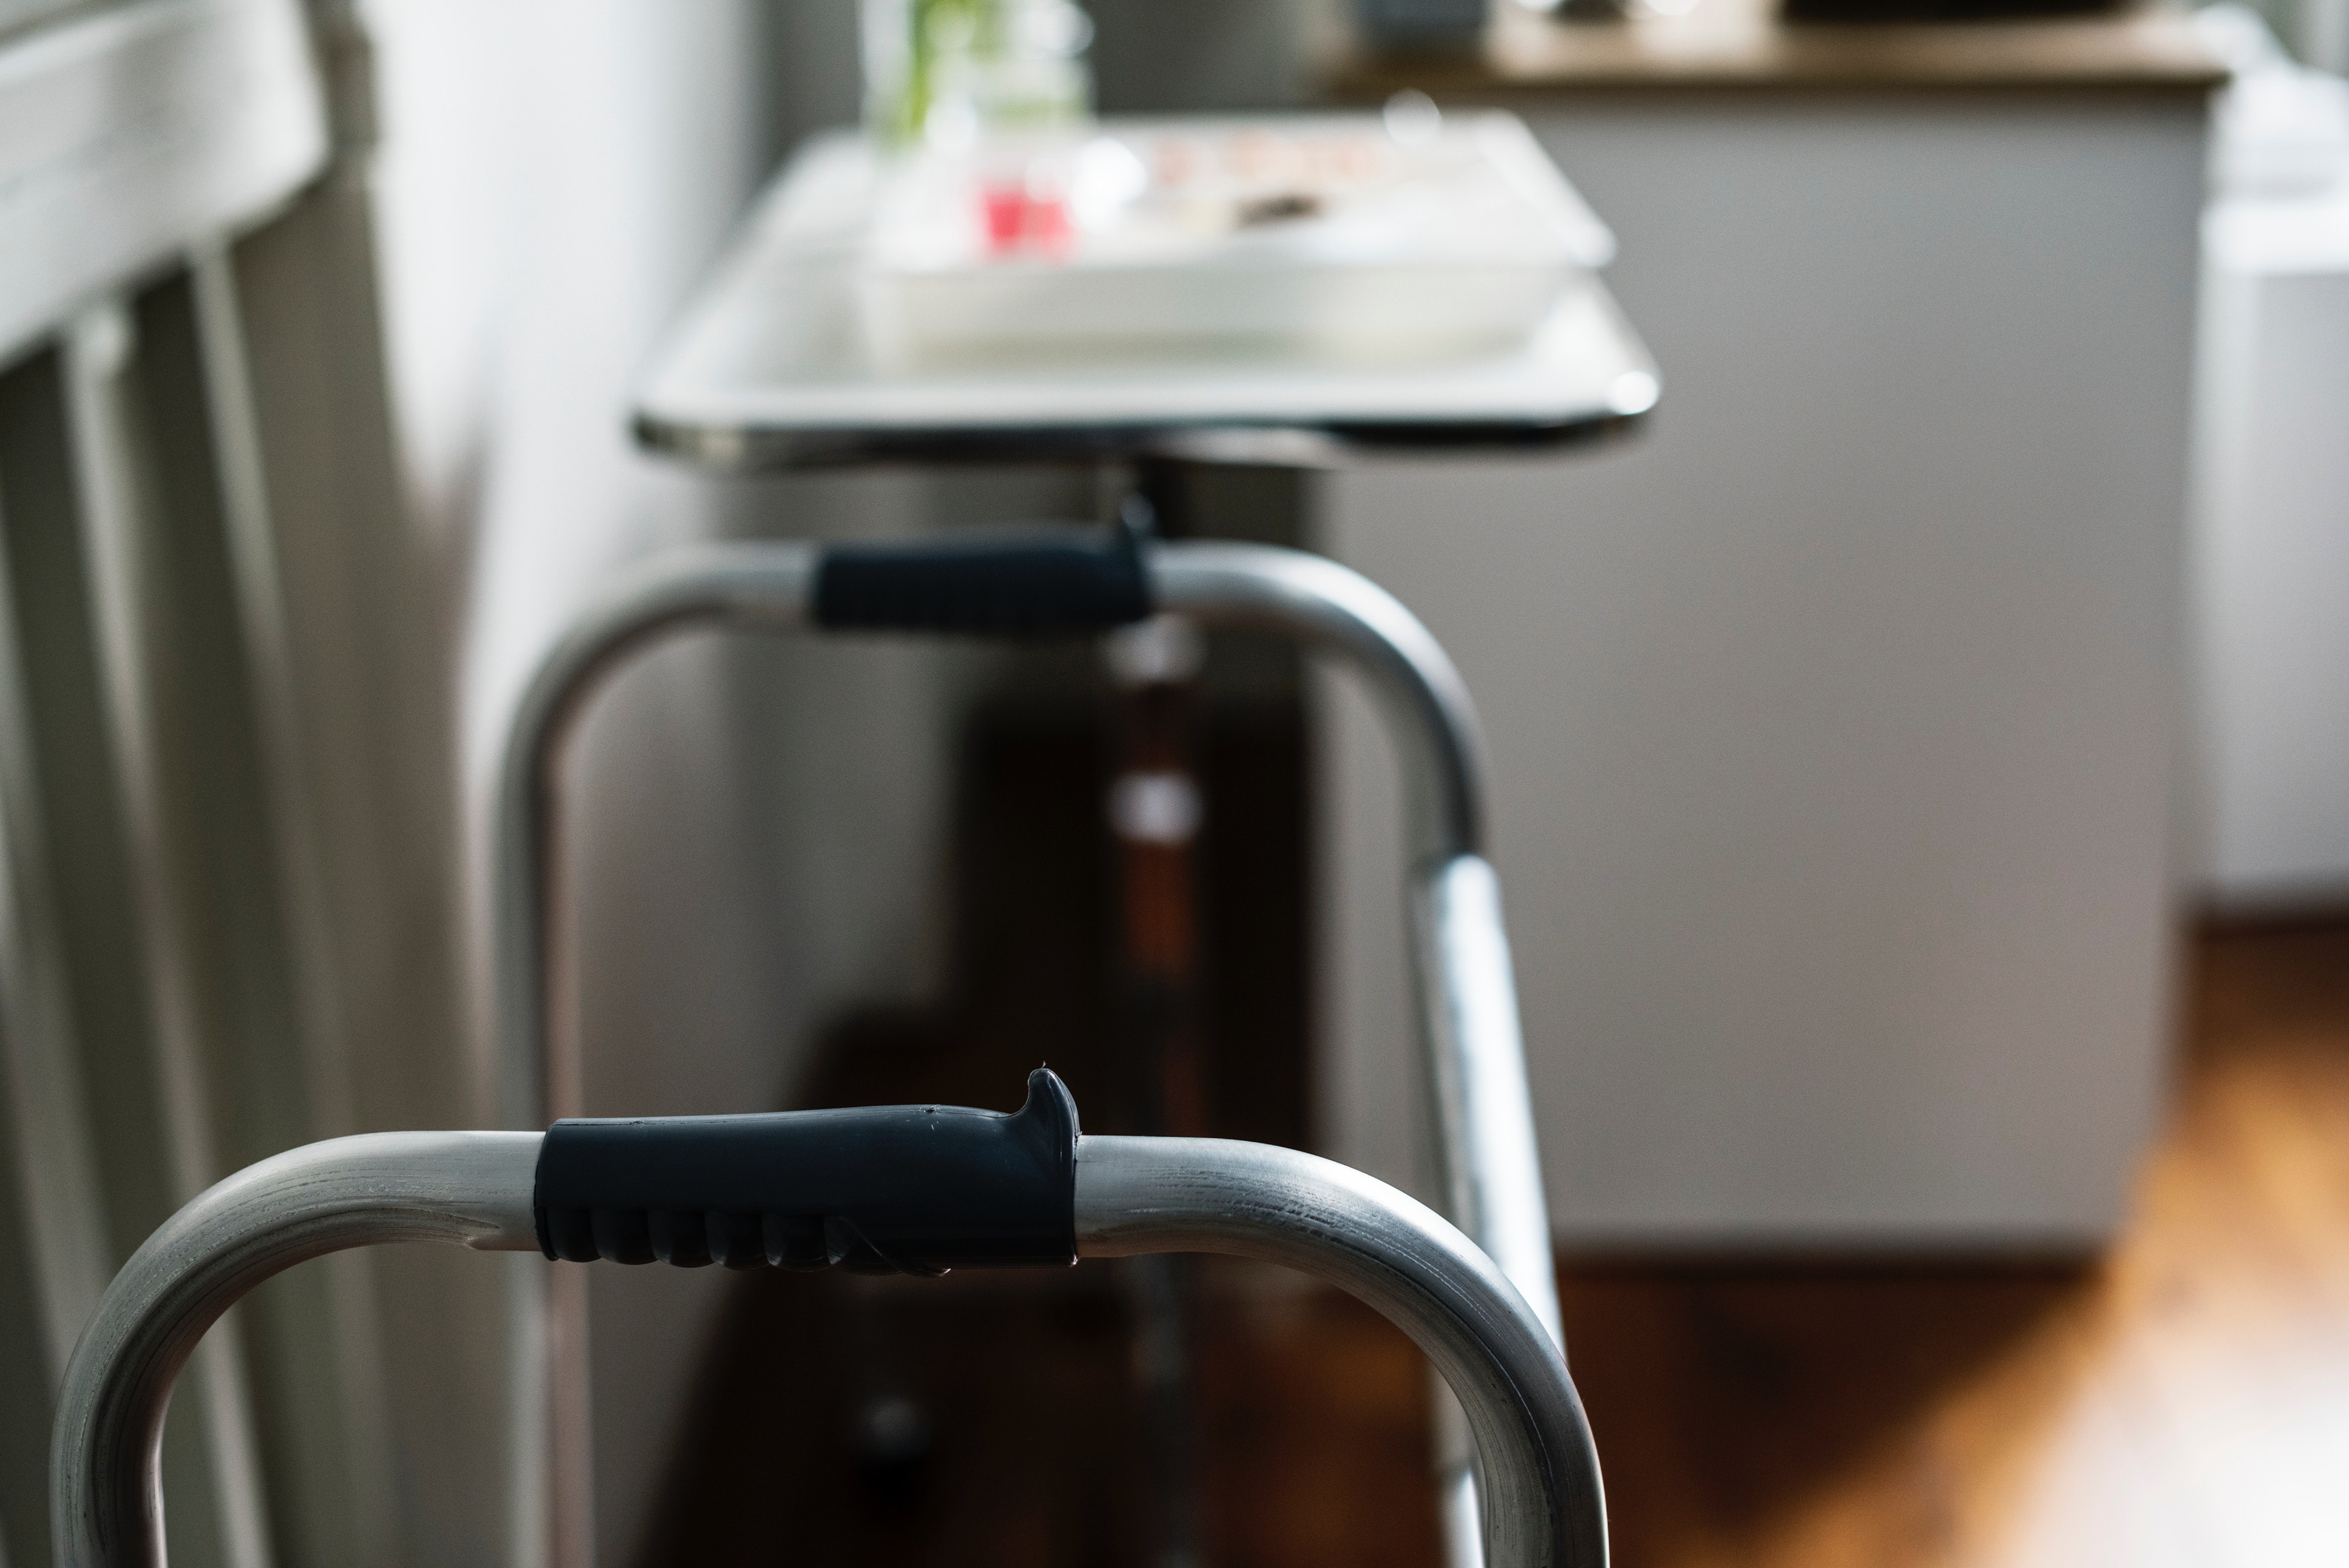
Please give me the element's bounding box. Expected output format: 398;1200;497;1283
534;1069;1079;1275
811;525;1150;635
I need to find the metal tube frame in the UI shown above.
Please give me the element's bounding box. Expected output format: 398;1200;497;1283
492;537;1564;1563
54;1134;1603;1568
49;1132;544;1568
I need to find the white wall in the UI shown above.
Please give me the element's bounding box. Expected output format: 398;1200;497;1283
362;4;971;1562
1320;95;2203;1246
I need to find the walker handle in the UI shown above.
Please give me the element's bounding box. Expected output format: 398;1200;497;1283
534;1068;1079;1273
52;1080;1605;1568
810;522;1150;635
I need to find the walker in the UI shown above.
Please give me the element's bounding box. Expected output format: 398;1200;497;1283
493;520;1566;1564
51;1072;1605;1568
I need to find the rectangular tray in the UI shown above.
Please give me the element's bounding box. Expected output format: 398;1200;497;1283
632;122;1660;470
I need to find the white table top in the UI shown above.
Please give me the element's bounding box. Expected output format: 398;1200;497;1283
632;128;1660;470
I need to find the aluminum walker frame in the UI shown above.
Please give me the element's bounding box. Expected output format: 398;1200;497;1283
493;530;1566;1566
50;1074;1606;1568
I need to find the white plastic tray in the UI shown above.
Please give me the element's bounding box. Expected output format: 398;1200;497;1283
863;113;1618;359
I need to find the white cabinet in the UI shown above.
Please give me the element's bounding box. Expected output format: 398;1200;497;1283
1319;89;2208;1246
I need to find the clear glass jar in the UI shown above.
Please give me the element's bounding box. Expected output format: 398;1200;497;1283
861;0;1095;152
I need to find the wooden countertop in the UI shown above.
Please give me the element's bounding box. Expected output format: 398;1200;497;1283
1328;0;2228;97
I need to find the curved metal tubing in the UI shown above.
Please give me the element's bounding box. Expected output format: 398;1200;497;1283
494;537;1495;1140
51;1133;543;1568
490;536;1563;1564
1147;542;1481;860
1076;1136;1603;1568
55;1133;1600;1568
490;543;814;1127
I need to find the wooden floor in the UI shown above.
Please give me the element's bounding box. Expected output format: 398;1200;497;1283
1569;916;2349;1568
647;915;2349;1568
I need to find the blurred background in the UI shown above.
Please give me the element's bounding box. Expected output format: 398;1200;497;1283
1;0;2346;1566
